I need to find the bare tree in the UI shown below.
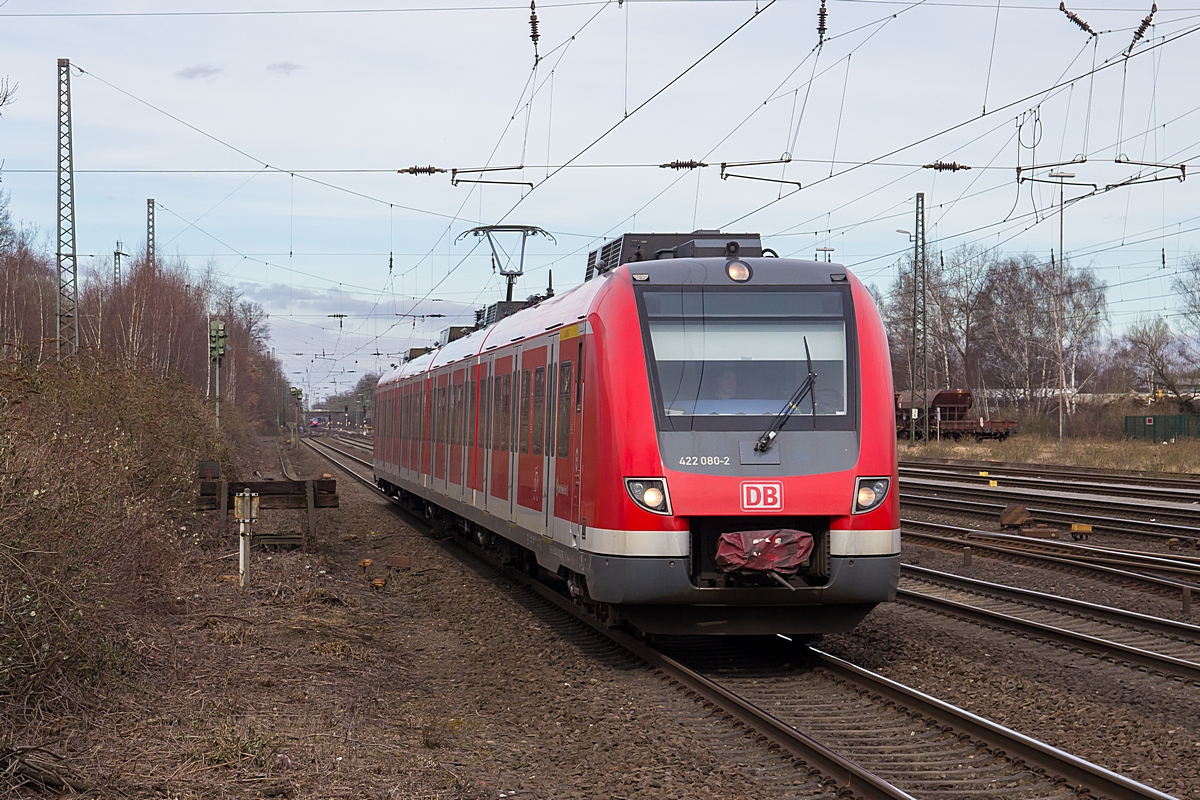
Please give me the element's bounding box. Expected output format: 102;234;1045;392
1125;315;1197;409
0;76;15;117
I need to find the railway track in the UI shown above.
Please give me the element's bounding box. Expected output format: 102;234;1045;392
899;486;1200;545
899;565;1200;682
901;458;1200;491
301;437;1177;800
900;464;1200;505
901;519;1199;606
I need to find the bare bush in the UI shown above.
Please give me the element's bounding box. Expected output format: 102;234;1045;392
0;357;227;743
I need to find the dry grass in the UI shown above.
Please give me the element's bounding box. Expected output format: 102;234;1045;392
0;356;235;790
903;432;1200;473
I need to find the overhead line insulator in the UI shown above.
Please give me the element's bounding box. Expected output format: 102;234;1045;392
398;165;447;175
1127;3;1156;54
1059;2;1098;37
817;0;828;45
660;160;709;170
923;161;972;172
530;1;540;60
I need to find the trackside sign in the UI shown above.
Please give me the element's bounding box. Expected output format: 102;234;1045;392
741;481;784;512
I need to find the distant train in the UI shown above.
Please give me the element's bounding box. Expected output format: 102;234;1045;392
373;231;899;635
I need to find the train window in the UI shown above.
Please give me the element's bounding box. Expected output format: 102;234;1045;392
639;287;851;430
491;375;500;450
456;382;465;446
455;382;465;446
576;342;584;413
519;369;532;454
532;367;545;456
511;369;520;451
468;378;476;447
436;385;447;444
557;362;572;458
545;364;556;458
499;373;512;451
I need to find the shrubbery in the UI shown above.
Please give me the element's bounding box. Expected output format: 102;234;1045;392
0;357;234;740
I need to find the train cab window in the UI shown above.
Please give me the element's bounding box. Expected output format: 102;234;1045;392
639;287;853;431
556;362;572;458
519;369;532;454
532;367;546;455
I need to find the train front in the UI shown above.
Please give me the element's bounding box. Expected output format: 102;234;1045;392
583;252;899;635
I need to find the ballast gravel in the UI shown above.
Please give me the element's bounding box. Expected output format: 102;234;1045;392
80;437;837;800
815;504;1200;800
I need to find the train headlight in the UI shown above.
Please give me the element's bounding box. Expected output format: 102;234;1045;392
853;477;890;514
625;478;671;515
725;261;752;282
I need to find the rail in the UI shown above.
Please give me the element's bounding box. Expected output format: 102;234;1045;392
302;439;1177;800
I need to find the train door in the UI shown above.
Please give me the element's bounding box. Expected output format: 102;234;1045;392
448;368;465;495
386;386;396;470
488;353;513;515
401;383;411;476
551;330;580;540
570;335;586;536
433;371;449;490
543;336;558;536
420;378;432;487
468;361;487;506
515;344;547;534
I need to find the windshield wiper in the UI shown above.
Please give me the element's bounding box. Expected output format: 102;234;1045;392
754;336;817;453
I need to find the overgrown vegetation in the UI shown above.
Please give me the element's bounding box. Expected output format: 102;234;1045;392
0;358;228;744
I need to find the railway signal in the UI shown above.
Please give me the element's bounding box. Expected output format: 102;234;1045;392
210;319;227;430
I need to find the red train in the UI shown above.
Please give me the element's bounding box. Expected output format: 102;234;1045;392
373;231;899;635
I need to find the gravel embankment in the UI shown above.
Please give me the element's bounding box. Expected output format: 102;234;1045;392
76;437;838;799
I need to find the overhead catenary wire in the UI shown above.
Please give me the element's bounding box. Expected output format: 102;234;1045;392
722;17;1200;229
492;0;779;224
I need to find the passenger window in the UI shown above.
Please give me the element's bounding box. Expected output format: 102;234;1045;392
519;369;532;454
532;367;545;456
576;342;584;413
468;378;477;447
557;362;572;458
499;374;511;452
545;365;556;458
437;385;447;444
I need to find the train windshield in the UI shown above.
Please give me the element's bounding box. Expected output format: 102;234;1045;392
639;287;852;430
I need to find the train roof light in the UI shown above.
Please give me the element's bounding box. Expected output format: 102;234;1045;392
726;261;752;282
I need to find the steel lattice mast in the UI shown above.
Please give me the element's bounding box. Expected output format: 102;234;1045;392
908;192;927;444
147;198;155;265
56;58;78;359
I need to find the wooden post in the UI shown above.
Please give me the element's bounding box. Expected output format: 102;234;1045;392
305;480;316;552
219;479;228;535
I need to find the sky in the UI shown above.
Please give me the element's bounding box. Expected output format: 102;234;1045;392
2;0;1198;402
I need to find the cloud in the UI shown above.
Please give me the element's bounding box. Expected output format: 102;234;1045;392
266;61;304;76
176;65;222;80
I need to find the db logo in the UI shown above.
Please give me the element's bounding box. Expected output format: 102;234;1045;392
741;481;784;511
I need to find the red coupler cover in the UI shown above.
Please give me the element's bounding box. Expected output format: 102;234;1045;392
714;529;814;574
